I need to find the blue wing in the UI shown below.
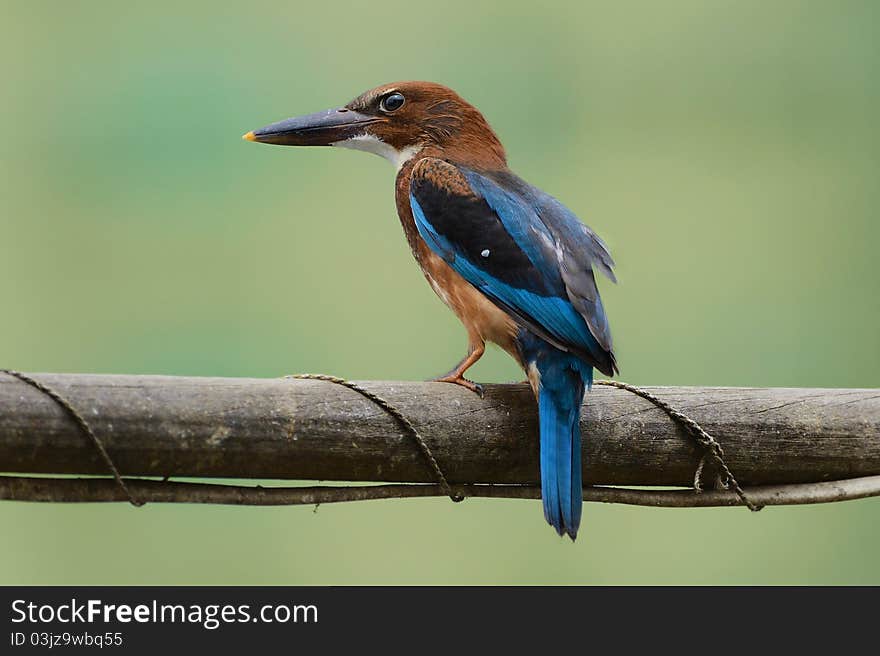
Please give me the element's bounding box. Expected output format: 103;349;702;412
409;158;617;375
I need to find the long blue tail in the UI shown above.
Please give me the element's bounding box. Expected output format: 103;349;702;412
534;352;592;540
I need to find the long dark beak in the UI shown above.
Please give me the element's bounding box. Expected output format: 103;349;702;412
242;107;380;146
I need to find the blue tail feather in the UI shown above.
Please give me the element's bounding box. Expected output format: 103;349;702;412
538;370;586;539
523;334;592;540
539;392;563;533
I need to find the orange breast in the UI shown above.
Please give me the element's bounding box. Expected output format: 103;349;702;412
395;155;521;363
421;248;520;354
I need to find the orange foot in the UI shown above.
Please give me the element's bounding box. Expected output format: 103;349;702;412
431;374;484;398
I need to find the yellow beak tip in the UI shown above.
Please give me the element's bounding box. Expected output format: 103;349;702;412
242;131;257;142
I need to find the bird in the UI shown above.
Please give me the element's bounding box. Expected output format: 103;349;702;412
244;81;617;539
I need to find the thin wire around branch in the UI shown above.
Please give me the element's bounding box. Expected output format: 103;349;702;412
285;374;464;502
594;379;761;511
0;369;142;507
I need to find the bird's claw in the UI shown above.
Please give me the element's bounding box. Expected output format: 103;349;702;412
430;375;485;399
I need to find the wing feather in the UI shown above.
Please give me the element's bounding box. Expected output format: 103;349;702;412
409;158;617;375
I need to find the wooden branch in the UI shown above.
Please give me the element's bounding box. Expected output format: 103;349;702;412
1;373;879;498
4;475;880;508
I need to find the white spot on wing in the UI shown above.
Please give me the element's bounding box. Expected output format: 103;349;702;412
481;249;490;258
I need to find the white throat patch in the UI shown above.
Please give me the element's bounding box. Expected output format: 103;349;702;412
332;134;419;171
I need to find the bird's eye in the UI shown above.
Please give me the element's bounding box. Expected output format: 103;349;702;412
380;92;405;113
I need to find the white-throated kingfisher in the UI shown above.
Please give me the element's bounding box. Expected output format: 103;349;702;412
244;82;617;539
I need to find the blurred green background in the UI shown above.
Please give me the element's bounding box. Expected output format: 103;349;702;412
1;0;878;584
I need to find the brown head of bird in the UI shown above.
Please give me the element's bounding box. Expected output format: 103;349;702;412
244;81;506;171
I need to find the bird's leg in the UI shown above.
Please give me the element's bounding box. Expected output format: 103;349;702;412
431;341;486;398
